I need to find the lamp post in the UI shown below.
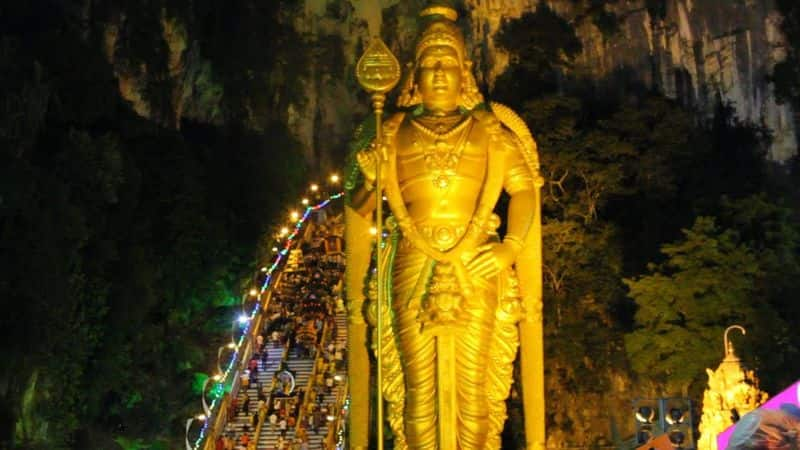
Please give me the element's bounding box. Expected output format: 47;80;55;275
217;342;238;376
241;292;250;316
202;375;222;417
242;289;259;319
327;174;341;214
185;414;206;450
232;313;249;347
724;325;746;360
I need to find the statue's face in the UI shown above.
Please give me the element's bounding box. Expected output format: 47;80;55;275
417;45;462;114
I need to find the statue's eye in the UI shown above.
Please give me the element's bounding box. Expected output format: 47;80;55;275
420;58;458;70
440;58;458;68
420;59;437;69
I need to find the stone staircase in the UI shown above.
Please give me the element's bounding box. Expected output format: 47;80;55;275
257;355;315;449
224;343;285;446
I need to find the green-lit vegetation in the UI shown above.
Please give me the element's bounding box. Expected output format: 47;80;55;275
0;1;306;448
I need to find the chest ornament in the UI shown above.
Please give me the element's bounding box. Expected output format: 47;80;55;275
411;117;473;190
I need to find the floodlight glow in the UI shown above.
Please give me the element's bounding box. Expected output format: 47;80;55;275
635;407;655;424
665;408;686;425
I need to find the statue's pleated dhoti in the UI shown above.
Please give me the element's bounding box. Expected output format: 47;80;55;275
386;241;520;450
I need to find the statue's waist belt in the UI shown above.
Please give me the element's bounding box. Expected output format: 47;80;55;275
407;222;467;251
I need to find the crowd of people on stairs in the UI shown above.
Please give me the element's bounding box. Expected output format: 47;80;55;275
214;219;348;450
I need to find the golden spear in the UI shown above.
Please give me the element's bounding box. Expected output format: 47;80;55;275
355;37;401;450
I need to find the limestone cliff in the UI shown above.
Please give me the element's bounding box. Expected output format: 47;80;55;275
466;0;796;161
287;0;796;165
98;0;796;165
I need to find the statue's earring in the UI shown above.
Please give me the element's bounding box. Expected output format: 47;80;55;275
398;63;422;108
459;60;484;110
409;84;422;105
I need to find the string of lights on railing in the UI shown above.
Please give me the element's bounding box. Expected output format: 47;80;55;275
336;397;351;450
187;175;344;450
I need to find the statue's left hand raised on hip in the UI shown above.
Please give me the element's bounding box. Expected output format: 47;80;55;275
466;242;517;279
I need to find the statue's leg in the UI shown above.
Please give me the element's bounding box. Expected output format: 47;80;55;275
392;249;437;449
455;277;497;449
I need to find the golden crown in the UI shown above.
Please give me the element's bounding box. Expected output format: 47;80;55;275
415;6;465;62
420;5;458;21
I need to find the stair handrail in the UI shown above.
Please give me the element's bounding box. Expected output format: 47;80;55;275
202;272;283;450
326;378;349;450
294;317;333;437
221;212;318;448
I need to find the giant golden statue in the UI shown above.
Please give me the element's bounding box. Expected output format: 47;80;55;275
344;4;545;450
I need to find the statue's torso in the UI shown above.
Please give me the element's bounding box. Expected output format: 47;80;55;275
393;114;490;251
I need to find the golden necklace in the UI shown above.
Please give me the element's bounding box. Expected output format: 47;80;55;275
411;116;473;189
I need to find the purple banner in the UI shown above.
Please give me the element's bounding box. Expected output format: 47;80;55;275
717;380;800;449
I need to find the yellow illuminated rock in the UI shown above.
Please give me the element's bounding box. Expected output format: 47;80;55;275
345;4;545;450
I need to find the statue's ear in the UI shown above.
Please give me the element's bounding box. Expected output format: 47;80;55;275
459;60;484;110
397;62;422;108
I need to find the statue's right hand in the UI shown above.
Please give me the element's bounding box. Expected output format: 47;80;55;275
356;145;378;185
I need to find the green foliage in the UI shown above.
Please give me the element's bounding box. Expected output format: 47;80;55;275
189;0;311;128
624;217;764;392
0;1;307;448
114;436;169;450
191;373;209;396
494;3;583;100
14;372;46;446
716;194;800;390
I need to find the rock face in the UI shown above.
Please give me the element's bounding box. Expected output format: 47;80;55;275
100;0;796;166
284;0;796;167
466;0;796;161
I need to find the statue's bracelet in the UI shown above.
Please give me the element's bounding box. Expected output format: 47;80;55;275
363;179;375;191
